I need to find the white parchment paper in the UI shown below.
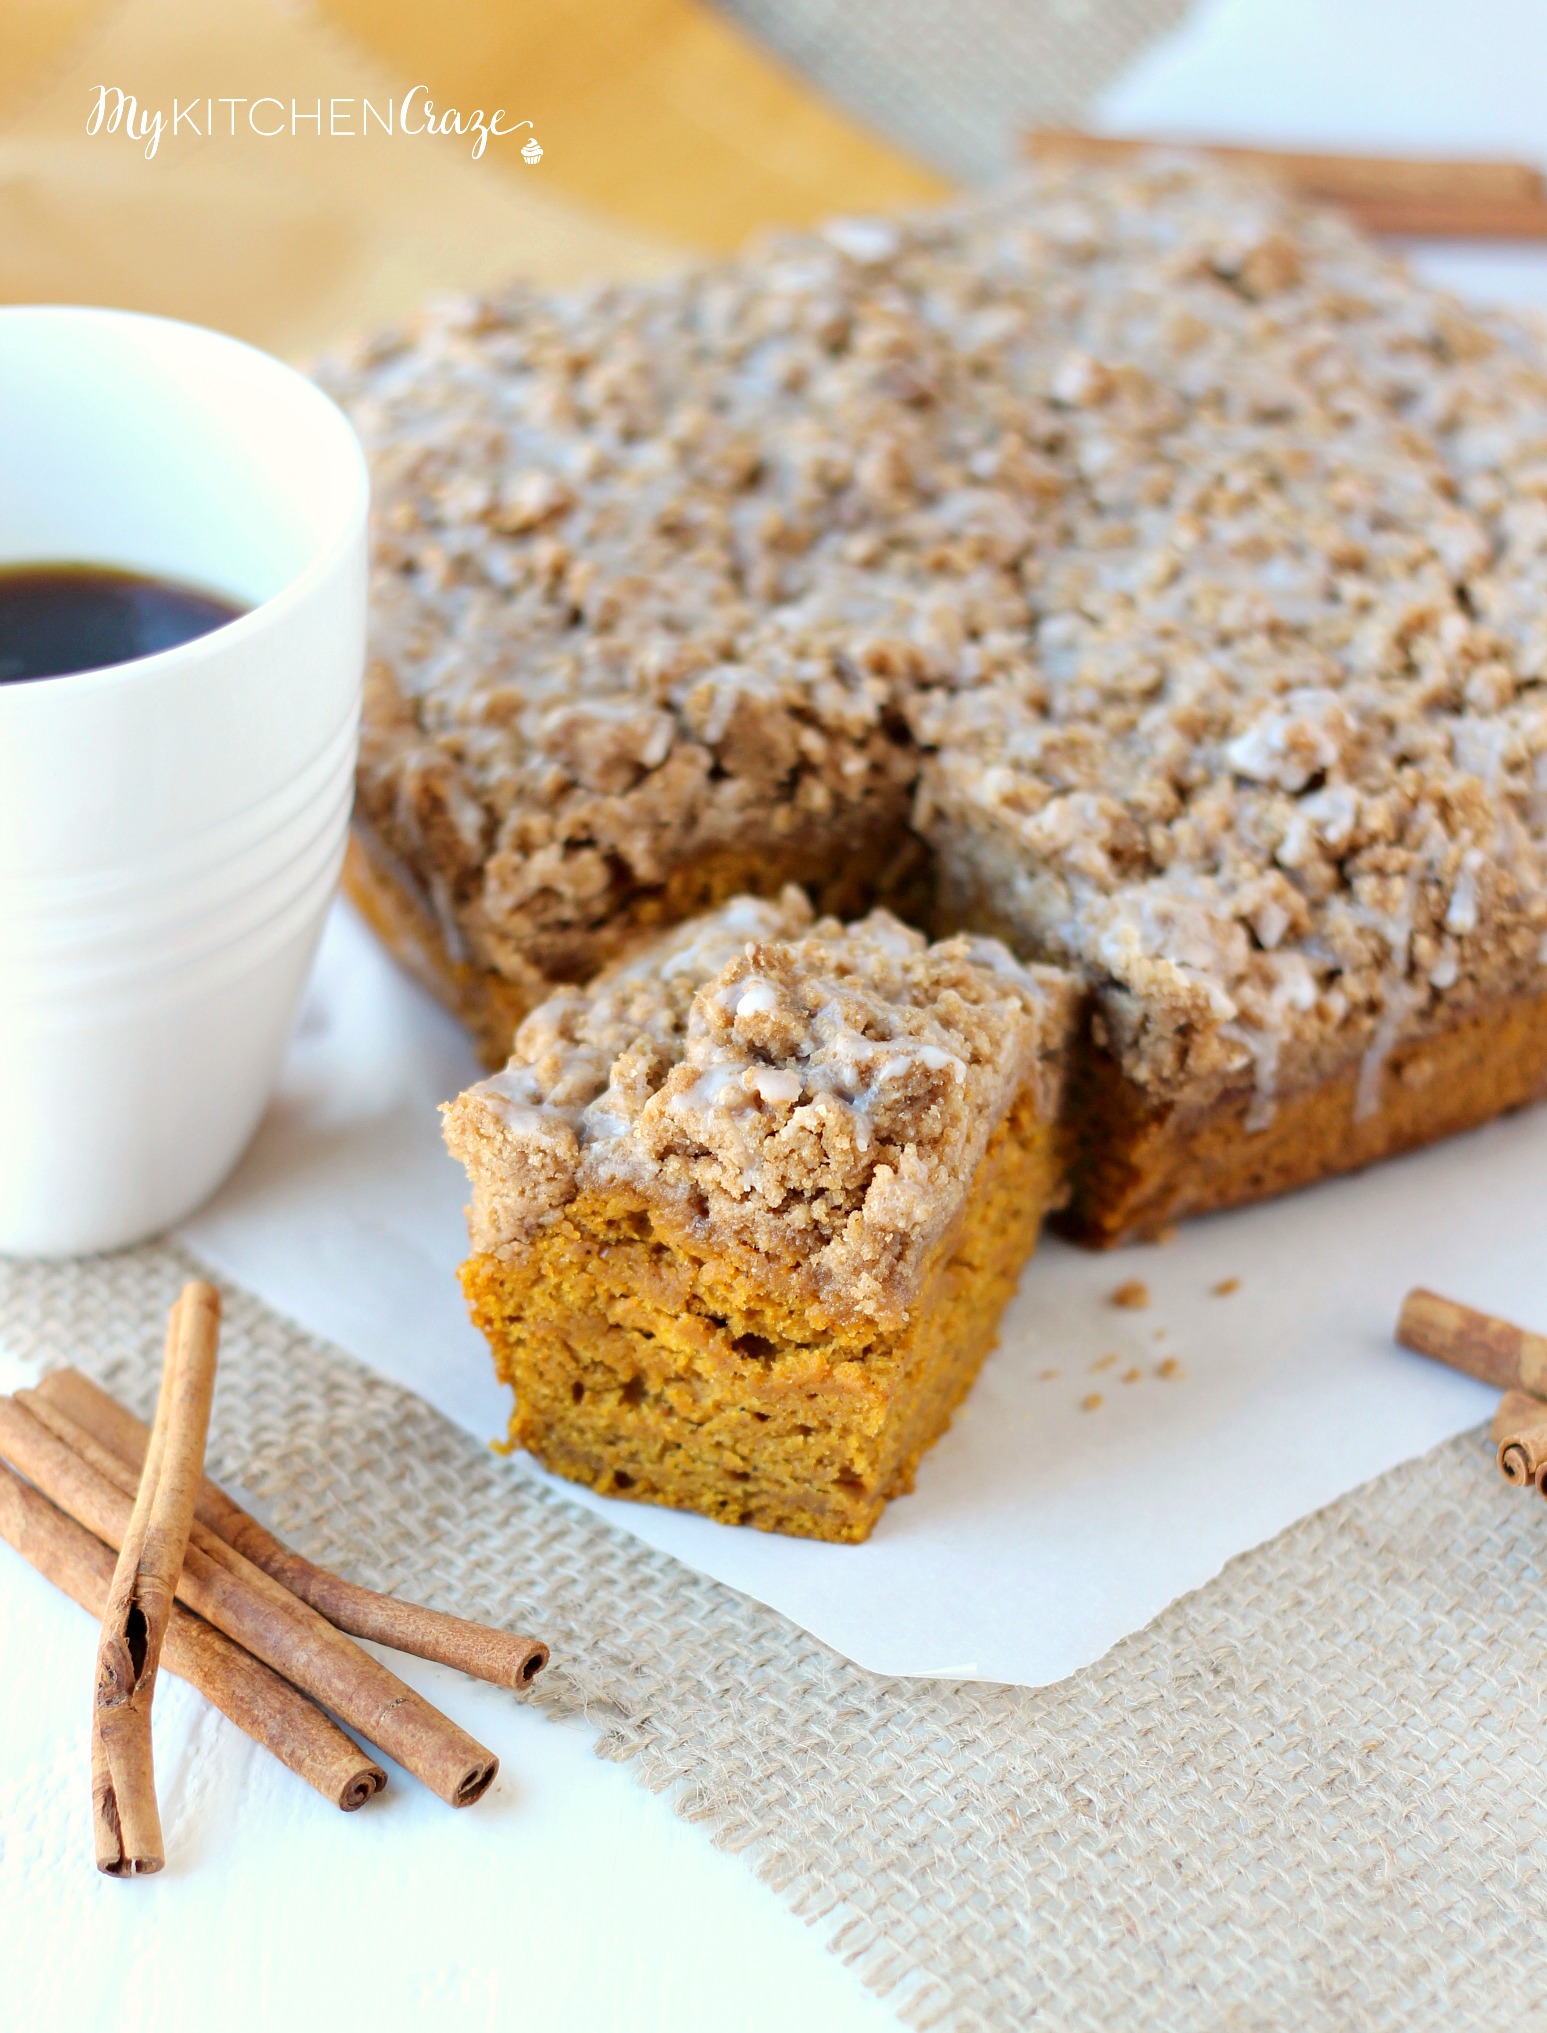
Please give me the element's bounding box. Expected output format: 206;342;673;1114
182;900;1539;1685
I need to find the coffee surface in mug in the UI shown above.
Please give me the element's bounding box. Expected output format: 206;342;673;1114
0;563;246;683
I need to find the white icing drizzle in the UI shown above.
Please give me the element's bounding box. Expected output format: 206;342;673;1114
1356;979;1420;1122
1445;849;1484;935
443;892;1073;1311
1221;1020;1282;1134
1222;952;1318;1130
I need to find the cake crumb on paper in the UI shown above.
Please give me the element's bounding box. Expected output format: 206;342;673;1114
1212;1277;1241;1297
1091;1353;1119;1373
1110;1279;1150;1310
1122;1367;1143;1384
1156;1358;1184;1381
1080;1392;1104;1412
1038;1368;1061;1382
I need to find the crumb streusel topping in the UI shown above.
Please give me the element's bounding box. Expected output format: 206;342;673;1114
321;230;988;992
443;890;1073;1323
330;155;1547;1116
911;167;1547;1113
906;162;1544;1114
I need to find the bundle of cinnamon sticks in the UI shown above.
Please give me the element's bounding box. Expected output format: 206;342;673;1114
0;1279;549;1876
1027;131;1547;240
1397;1288;1547;1497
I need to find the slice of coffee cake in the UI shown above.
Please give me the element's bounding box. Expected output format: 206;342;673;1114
444;890;1075;1541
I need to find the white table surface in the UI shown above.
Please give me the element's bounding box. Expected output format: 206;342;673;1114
0;1535;899;2033
7;4;1547;2027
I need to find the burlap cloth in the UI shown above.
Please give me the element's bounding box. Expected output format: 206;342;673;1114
8;3;1533;2022
1;1240;1536;2030
716;0;1194;180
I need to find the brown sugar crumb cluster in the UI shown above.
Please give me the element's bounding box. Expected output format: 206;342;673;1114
444;890;1074;1323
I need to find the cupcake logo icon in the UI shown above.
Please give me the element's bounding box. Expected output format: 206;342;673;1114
521;136;543;165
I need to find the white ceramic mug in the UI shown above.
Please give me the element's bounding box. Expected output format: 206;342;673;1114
0;307;369;1255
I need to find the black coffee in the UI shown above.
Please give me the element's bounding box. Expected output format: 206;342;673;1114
0;563;246;683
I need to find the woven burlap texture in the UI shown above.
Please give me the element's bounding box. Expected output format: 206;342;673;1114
716;0;1193;180
2;1239;1540;2031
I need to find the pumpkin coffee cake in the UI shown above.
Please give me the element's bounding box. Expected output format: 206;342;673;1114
443;890;1074;1541
338;152;1547;1250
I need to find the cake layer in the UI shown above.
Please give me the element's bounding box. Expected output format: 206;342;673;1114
345;830;536;1069
1059;980;1547;1246
460;1085;1060;1541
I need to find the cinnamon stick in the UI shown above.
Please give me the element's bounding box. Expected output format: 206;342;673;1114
1340;197;1547;241
91;1282;221;1875
0;1395;498;1808
1025;130;1547;239
0;1457;384;1810
32;1368;547;1691
1395;1289;1547;1394
1490;1389;1547;1487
